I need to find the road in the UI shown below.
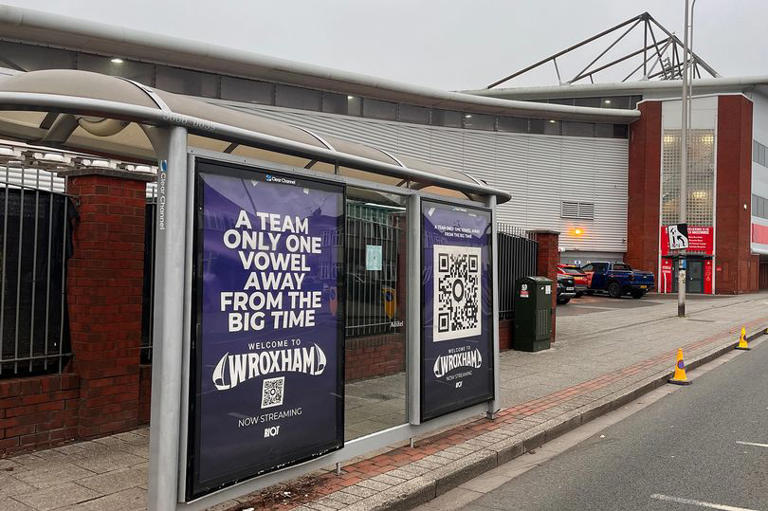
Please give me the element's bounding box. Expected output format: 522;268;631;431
423;337;768;511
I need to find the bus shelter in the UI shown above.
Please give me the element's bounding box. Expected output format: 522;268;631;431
0;69;510;510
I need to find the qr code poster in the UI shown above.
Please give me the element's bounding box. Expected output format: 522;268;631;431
433;245;482;341
261;376;285;409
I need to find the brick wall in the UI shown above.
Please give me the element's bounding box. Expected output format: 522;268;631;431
532;230;559;341
66;173;147;438
345;334;405;382
0;171;152;456
716;96;759;294
0;373;79;454
626;101;662;275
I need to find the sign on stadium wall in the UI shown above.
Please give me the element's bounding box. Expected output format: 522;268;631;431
661;225;713;255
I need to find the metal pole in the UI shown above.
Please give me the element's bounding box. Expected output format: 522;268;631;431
406;194;421;425
486;195;500;420
148;126;188;510
678;0;690;318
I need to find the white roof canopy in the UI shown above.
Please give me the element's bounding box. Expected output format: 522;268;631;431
0;69;510;202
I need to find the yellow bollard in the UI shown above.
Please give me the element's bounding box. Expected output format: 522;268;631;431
668;349;691;385
735;327;751;350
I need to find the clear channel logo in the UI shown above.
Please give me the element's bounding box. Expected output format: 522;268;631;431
265;174;296;185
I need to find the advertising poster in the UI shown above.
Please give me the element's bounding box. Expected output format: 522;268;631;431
421;201;493;421
186;159;344;499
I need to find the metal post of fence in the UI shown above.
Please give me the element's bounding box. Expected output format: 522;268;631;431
406;194;421;425
486;195;500;419
148;126;188;511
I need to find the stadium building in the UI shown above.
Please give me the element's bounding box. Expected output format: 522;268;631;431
0;8;765;294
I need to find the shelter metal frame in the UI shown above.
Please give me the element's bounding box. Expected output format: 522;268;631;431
172;149;501;509
0;90;508;511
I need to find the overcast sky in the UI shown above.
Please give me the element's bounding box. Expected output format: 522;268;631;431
4;0;767;90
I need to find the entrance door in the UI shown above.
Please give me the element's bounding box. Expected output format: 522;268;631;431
687;260;704;293
671;259;705;294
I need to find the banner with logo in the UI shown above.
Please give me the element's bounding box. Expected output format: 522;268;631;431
661;225;713;255
421;201;493;421
186;159;344;499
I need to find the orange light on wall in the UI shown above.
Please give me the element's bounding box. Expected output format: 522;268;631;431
573;227;584;236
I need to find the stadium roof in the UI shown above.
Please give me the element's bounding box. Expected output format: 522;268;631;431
0;5;637;124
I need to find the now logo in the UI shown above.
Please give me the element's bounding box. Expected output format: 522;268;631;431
264;425;281;438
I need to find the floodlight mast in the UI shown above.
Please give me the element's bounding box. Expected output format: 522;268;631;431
678;0;691;317
485;11;718;88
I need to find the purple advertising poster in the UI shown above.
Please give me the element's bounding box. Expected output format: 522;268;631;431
186;159;344;499
421;200;492;421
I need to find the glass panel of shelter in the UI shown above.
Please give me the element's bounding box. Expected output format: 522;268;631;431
343;186;407;440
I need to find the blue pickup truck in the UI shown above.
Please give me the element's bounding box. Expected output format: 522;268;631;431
581;262;655;299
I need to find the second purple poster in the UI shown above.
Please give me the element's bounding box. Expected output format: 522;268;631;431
421;200;493;421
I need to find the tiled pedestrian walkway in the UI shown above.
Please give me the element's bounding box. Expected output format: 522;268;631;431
1;292;766;511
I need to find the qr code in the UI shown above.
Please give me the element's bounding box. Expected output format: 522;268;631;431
261;376;285;409
433;245;482;341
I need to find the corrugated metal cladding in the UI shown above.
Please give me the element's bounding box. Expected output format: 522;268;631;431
232;104;629;254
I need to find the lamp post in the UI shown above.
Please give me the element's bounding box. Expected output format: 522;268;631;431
678;0;690;317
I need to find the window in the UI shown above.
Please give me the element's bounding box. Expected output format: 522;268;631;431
156;65;218;97
220;77;273;104
275;85;321;111
0;41;74;71
77;54;155;86
497;117;528;133
581;264;594;272
574;97;602;108
612;124;629;139
363;98;397;120
530;119;561;135
562;121;594;137
463;113;494;131
613;263;631;271
753;194;768;219
322;93;349;115
398;104;430;124
431;109;463;128
561;201;594;220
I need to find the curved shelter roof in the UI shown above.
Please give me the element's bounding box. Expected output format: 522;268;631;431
0;69;509;202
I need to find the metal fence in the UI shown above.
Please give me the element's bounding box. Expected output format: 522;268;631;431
0;167;74;378
497;223;538;320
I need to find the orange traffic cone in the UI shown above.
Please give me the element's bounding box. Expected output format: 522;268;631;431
735;327;750;351
668;349;691;385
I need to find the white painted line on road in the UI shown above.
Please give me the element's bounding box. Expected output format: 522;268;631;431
735;441;768;449
650;494;758;511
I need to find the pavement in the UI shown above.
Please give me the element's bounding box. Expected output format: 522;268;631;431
449;335;768;511
1;292;767;511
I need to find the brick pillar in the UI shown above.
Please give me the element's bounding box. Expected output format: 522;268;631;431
716;95;758;294
626;101;662;276
532;230;559;341
65;170;150;438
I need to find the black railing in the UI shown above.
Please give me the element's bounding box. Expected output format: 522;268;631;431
498;224;538;320
0;183;75;378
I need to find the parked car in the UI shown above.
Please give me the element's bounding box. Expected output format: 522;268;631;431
556;274;576;304
580;261;655;299
556;264;588;297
